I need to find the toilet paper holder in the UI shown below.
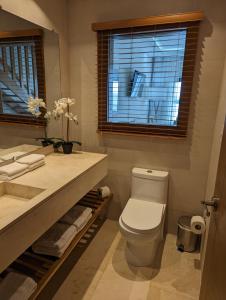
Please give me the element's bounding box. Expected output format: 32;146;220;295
201;196;219;216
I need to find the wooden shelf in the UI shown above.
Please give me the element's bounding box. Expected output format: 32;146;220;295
1;189;111;299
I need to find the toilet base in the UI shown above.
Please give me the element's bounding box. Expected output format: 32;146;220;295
125;238;160;267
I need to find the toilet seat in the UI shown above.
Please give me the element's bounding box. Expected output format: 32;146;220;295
121;198;165;234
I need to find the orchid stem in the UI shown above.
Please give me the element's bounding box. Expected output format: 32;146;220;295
67;103;69;142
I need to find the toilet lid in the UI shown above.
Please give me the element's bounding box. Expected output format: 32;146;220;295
121;198;165;233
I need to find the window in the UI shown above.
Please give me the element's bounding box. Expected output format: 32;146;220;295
0;29;46;126
93;12;203;137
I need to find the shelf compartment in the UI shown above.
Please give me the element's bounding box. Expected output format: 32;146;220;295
1;189;111;299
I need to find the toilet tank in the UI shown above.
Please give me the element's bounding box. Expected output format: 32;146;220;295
131;168;168;204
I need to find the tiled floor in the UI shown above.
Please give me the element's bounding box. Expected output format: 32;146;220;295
54;220;201;300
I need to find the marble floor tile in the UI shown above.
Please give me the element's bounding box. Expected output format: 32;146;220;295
54;220;201;300
53;220;119;300
147;285;196;300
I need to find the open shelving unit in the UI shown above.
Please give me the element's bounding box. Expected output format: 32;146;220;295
0;189;111;299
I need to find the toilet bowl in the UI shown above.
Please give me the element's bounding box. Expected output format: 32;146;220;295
119;168;168;267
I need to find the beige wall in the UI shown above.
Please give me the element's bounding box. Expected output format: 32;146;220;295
68;0;226;232
0;0;68;147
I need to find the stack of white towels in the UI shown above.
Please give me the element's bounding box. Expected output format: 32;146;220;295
0;153;45;181
32;205;93;257
16;154;45;171
0;272;37;300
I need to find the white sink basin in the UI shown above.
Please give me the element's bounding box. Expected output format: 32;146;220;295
0;182;45;201
0;182;45;224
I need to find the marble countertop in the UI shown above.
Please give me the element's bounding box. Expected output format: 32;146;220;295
0;151;107;234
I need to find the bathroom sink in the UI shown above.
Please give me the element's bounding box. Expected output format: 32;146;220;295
0;182;45;223
0;182;44;201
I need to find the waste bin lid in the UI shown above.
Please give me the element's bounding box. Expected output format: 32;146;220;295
178;216;192;229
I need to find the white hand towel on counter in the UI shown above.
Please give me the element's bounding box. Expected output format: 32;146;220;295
0;170;28;181
60;205;93;229
0;151;26;161
17;154;45;171
0;162;28;181
27;160;45;171
32;222;77;257
0;272;37;300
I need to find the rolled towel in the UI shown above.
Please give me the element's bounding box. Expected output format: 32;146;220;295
16;154;45;165
32;222;77;257
0;151;26;161
0;162;28;177
98;186;111;198
0;272;37;300
60;205;93;228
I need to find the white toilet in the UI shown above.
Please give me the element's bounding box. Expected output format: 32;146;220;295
119;167;169;267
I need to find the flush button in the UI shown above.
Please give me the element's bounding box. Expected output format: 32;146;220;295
147;169;152;173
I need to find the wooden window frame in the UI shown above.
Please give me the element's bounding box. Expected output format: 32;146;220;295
0;29;46;127
93;12;204;138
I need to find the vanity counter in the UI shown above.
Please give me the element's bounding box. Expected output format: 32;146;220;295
0;151;108;272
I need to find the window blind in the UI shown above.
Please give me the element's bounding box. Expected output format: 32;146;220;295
95;14;202;137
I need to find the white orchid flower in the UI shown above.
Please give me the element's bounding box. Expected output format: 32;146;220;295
57;98;75;107
27;97;46;117
66;98;75;106
73;115;78;123
58;100;67;109
44;111;51;119
65;112;72;120
65;112;73;120
39;101;46;108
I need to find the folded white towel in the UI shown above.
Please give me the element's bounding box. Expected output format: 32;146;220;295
0;169;27;181
0;151;26;161
28;160;45;171
32;223;77;257
60;205;93;228
0;162;28;177
0;272;37;300
17;154;45;165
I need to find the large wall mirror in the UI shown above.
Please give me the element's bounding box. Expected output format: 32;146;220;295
0;10;61;127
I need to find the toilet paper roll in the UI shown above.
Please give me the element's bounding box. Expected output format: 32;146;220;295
98;186;111;198
191;216;206;234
